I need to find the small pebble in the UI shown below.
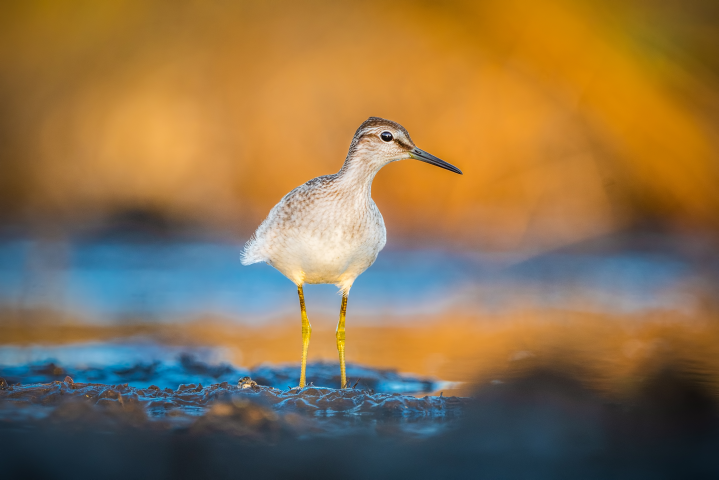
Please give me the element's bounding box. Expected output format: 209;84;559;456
238;377;258;389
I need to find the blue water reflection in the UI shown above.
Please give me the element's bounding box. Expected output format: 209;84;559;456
0;341;439;393
0;238;713;324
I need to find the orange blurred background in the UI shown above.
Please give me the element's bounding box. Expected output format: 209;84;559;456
1;0;718;251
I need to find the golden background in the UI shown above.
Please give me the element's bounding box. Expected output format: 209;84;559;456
1;0;718;252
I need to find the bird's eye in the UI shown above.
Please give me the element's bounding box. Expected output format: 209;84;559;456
380;131;393;142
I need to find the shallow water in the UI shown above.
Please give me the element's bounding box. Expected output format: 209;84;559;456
0;341;438;393
1;237;714;323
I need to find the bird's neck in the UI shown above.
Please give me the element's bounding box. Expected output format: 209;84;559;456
336;155;382;198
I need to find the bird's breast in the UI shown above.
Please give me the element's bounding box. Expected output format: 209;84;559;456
278;199;385;285
255;180;387;288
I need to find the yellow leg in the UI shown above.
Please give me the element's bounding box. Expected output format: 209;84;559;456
298;284;311;388
336;294;348;388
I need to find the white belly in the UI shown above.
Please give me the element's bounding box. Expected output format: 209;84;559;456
269;217;386;293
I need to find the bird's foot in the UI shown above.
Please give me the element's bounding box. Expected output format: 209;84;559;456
288;382;315;393
340;379;360;390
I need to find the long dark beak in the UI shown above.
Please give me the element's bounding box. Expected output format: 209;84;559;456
408;147;463;175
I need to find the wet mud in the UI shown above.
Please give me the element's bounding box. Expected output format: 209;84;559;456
0;355;464;444
0;375;466;438
2;366;719;480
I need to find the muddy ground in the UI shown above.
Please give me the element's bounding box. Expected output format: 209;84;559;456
2;360;719;479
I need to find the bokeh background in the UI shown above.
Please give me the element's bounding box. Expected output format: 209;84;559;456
1;0;719;397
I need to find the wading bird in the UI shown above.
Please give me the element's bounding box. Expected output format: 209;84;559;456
241;117;462;388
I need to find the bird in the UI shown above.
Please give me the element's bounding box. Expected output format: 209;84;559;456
241;117;462;389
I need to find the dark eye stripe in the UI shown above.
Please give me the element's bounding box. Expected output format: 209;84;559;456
380;131;393;142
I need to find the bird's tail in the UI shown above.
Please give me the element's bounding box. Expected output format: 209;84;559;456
240;236;264;265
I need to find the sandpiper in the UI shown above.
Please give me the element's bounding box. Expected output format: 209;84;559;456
241;117;462;388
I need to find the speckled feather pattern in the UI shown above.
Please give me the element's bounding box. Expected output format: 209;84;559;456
241;117;415;294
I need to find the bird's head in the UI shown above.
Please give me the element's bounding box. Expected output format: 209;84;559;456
344;117;462;175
